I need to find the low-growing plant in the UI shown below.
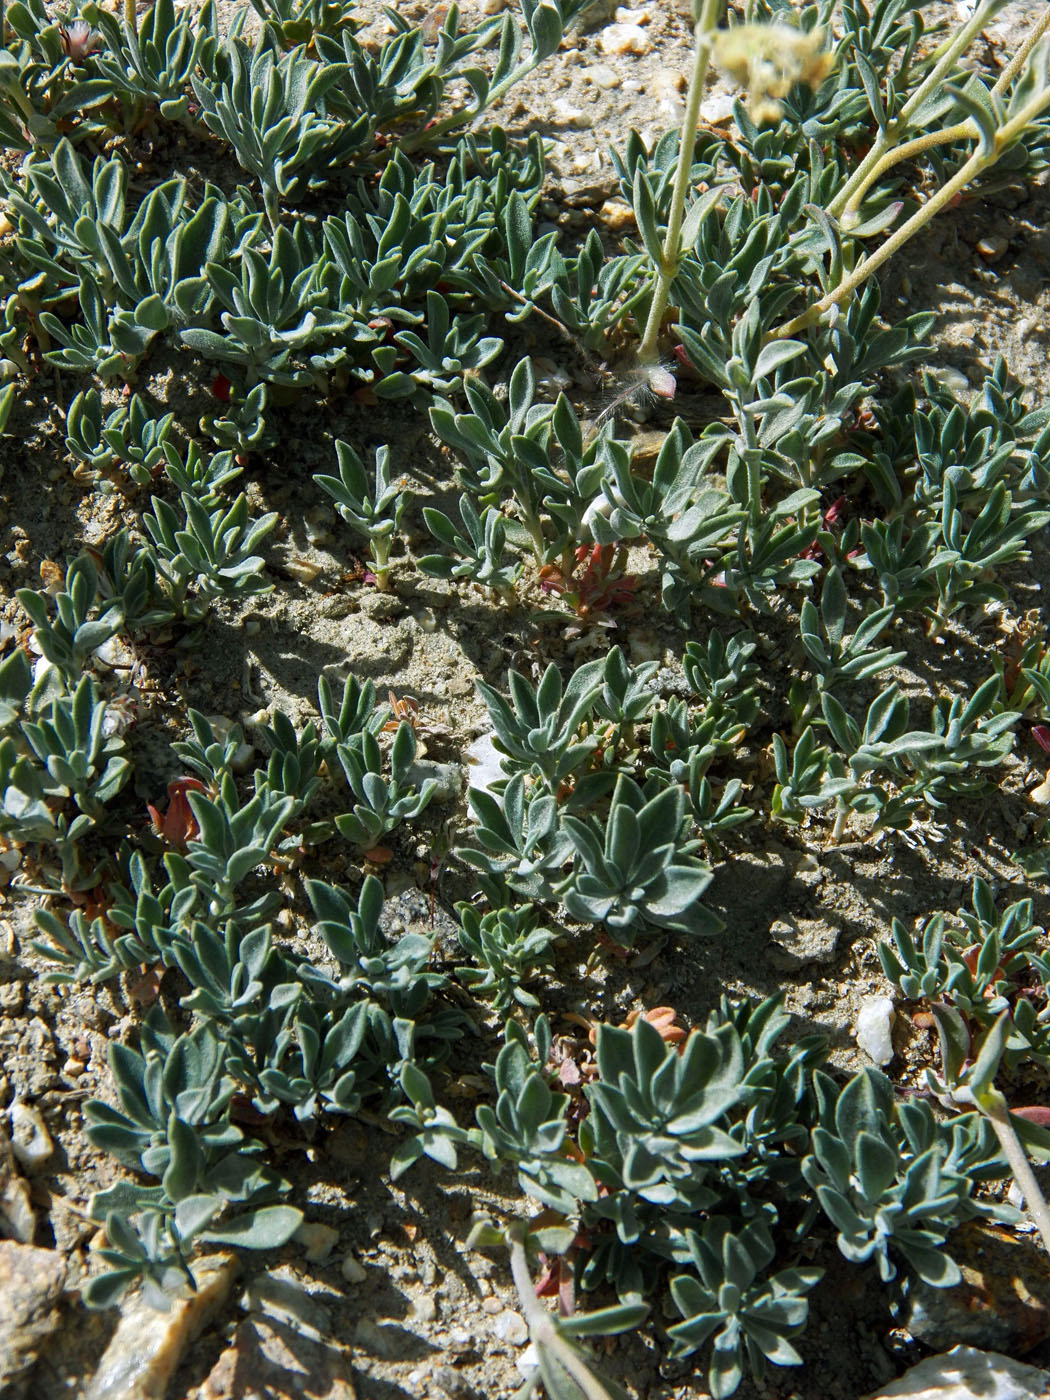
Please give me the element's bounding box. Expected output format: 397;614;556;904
315;439;409;591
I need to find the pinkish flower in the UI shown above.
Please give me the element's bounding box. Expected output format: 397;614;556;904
58;19;101;62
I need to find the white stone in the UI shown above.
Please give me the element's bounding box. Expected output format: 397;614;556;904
494;1309;528;1344
84;1255;239;1400
855;995;895;1066
862;1345;1050;1400
293;1221;339;1263
464;732;505;800
598;22;651;54
700;91;736;123
340;1252;367;1284
551;98;587;129
8;1104;52;1172
516;1342;540;1375
581;63;619;89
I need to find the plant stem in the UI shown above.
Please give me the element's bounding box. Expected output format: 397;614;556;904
827;0;1008;222
506;1223;618;1400
637;0;722;366
840;121;972;229
371;537;392;592
774;82;1050;341
124;0;137;34
979;1089;1050;1257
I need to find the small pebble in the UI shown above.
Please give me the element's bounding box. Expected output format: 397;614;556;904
294;1221;339;1263
230;742;255;776
600;199;635;232
598;22;651;54
551;98;588;129
1018;314;1039;341
63;1058;86;1080
581;63;618;89
516;1343;540;1376
1030;770;1050;805
855;995;895;1066
976;234;1008;262
494;1309;528;1344
653;69;685;97
284;558;323;583
340;1252;367;1284
412;1293;438;1323
700;91;736;123
8;1101;53;1172
615;4;650;19
482;1297;502;1314
465;733;505;799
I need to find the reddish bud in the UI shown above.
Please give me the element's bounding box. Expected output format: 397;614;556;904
1033;725;1050;755
1013;1106;1050;1128
211;373;232;402
148;777;207;848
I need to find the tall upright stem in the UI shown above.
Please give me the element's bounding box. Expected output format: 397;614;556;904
637;0;722;366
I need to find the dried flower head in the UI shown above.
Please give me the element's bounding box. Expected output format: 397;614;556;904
58;19;102;63
714;23;835;125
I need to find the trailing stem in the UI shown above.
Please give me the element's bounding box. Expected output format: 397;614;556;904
774;79;1050;341
827;0;1011;223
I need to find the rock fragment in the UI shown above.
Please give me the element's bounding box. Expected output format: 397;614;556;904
83;1254;239;1400
977;235;1008;262
201;1315;358;1399
294;1220;340;1263
768;915;840;969
493;1308;528;1344
8;1102;53;1172
0;1124;35;1243
598;22;651;54
906;1223;1050;1355
861;1345;1050;1400
855;995;896;1066
0;1241;66;1396
600;198;635;232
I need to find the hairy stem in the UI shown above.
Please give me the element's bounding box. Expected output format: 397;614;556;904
979;1089;1050;1258
775;82;1050;340
637;0;722;366
827;0;1008;222
992;6;1050;94
507;1223;618;1400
